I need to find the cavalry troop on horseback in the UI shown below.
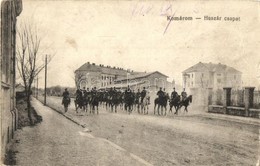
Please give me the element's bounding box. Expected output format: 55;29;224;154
61;85;192;116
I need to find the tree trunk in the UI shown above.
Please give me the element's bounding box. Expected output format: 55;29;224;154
26;93;33;125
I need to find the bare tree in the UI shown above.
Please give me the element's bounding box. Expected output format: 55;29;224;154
74;71;85;89
16;21;54;124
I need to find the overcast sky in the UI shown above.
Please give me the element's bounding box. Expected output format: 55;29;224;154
18;0;260;88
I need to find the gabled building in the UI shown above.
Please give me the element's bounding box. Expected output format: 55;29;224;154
182;62;242;90
113;71;169;92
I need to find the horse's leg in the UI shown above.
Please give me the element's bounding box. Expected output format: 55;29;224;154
97;106;99;114
154;104;156;115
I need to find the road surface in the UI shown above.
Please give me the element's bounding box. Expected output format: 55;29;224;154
18;96;259;165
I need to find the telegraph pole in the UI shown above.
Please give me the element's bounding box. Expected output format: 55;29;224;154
44;55;47;105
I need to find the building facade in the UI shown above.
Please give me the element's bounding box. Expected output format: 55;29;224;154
182;62;242;110
0;0;23;161
75;62;173;94
182;62;242;90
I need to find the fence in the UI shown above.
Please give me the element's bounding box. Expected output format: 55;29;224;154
253;91;260;109
208;89;223;105
208;87;260;119
230;89;244;107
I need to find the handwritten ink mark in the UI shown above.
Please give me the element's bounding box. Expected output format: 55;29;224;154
163;10;177;35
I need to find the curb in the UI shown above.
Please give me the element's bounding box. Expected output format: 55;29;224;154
35;98;86;128
199;113;260;127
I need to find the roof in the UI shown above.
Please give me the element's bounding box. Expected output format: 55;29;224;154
75;62;140;76
115;71;168;82
183;62;241;74
99;81;146;90
15;83;25;92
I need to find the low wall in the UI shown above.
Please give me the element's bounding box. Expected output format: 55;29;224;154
227;106;245;117
208;105;224;114
208;105;260;119
249;108;260;119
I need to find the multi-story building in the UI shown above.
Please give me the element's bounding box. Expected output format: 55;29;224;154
75;62;172;93
75;62;141;89
182;62;242;90
0;0;23;161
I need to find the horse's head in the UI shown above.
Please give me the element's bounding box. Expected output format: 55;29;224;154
189;95;192;103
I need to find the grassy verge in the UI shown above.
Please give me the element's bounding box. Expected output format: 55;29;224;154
4;95;42;165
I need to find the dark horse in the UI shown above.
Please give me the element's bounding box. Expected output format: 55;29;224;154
74;94;83;113
169;95;181;114
109;92;121;113
154;93;170;116
175;95;192;115
124;92;135;114
89;93;100;114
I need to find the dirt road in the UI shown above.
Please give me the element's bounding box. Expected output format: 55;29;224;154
36;96;259;165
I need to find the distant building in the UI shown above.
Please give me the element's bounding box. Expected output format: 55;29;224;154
75;62;173;93
0;0;23;161
75;62;141;89
113;71;169;93
182;62;242;90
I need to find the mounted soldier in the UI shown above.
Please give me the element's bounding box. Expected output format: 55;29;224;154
124;86;134;113
91;87;97;96
181;88;187;101
157;87;164;99
171;87;178;100
141;87;147;103
75;87;83;110
62;88;71;113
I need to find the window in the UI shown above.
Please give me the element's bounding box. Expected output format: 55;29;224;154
217;73;221;76
217;79;221;83
202;73;204;77
234;75;236;80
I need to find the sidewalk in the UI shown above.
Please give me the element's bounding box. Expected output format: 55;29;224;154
13;98;149;166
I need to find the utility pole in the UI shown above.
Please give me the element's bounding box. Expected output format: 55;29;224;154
44;55;47;105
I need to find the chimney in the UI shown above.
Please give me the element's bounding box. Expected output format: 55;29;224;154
92;63;95;65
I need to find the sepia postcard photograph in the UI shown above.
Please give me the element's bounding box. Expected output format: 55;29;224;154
1;0;260;165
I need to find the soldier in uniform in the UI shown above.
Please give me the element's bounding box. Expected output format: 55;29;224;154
81;87;87;108
113;87;117;96
109;87;114;97
171;87;178;100
157;87;164;98
136;89;141;97
62;88;71;112
181;88;187;101
141;87;147;103
75;87;83;109
91;87;97;96
82;87;87;98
